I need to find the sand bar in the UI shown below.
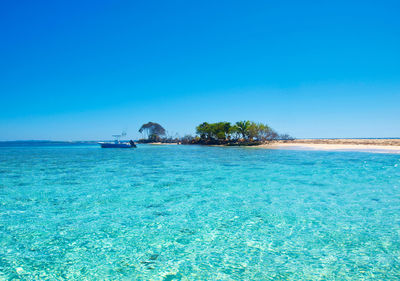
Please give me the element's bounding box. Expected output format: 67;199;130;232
260;139;400;154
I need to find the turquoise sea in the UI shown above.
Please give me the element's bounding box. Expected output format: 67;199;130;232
1;143;399;280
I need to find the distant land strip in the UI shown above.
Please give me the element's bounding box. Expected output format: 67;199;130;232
273;139;400;146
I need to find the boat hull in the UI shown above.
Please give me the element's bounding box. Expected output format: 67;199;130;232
99;143;134;148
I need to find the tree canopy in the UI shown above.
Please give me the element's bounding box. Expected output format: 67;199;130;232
137;120;293;145
139;122;166;141
196;122;231;140
195;120;287;144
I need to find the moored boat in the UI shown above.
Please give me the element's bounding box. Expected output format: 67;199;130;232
98;133;136;148
99;141;136;148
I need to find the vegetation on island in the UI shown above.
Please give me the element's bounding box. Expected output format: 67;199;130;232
191;121;293;145
138;122;166;143
137;121;294;145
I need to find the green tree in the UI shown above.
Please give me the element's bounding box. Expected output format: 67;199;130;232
229;125;240;140
196;122;212;139
256;123;278;142
139;122;166;140
194;120;286;144
212;122;231;140
235;120;251;140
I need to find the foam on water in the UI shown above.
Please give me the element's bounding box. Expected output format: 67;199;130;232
0;144;399;280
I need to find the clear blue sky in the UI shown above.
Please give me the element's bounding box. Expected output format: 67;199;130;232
1;0;399;140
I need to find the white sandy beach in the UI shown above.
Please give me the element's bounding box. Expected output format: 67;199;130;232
261;142;400;154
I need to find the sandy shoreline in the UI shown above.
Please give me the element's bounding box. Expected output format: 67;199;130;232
260;139;400;153
144;139;400;153
275;138;400;146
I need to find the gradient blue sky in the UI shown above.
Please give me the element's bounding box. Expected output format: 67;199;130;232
1;0;399;140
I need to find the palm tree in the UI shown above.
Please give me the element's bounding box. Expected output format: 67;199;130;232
235;120;251;140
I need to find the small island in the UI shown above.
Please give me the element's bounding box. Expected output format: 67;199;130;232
136;121;400;153
137;121;293;145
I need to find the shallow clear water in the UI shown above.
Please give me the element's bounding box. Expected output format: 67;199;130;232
0;144;399;280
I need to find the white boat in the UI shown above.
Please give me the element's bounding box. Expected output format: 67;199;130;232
98;132;136;148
